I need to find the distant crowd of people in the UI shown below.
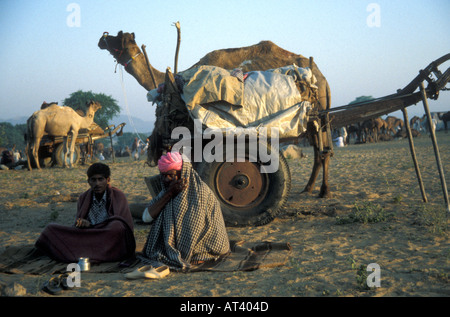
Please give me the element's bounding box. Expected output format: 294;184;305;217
0;145;25;170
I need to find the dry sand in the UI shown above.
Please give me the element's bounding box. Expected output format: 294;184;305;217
0;132;448;298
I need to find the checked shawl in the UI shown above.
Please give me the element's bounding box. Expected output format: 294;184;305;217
141;160;230;270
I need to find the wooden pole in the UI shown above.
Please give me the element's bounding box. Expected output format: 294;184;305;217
401;107;427;202
109;130;115;163
420;82;450;212
173;21;181;74
141;44;158;89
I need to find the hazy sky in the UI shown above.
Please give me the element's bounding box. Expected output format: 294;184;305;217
0;0;449;126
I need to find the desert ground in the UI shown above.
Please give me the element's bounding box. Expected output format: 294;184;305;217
0;131;448;299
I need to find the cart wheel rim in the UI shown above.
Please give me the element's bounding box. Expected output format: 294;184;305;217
214;161;268;209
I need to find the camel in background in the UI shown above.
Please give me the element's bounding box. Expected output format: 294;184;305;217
26;101;102;170
385;116;404;136
360;117;387;143
98;31;333;197
439;111;450;132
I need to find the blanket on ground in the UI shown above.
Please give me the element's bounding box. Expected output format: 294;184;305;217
0;240;291;275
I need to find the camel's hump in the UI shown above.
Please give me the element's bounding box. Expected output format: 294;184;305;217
192;41;310;72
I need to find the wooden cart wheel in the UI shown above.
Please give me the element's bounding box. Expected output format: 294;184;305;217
54;143;81;167
196;141;291;227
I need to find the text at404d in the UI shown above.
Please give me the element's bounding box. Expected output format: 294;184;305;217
222;301;269;312
171;119;280;173
180;301;269;313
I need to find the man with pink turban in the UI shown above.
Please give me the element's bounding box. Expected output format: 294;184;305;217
157;151;183;173
140;151;230;271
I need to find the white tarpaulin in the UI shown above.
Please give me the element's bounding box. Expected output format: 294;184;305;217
148;65;314;138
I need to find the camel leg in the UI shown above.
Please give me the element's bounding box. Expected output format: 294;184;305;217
304;117;333;198
302;126;322;194
68;130;78;168
302;144;322;194
26;142;32;171
31;136;42;170
319;151;331;198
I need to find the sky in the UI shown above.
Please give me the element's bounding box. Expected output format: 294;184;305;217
0;0;449;128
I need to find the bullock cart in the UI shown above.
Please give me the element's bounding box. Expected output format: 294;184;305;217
32;123;125;168
145;53;450;226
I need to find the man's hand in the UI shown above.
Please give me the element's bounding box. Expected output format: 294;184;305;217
75;218;91;228
168;178;188;197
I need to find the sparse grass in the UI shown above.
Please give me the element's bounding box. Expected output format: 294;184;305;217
415;204;448;235
347;257;378;291
336;201;393;225
355;264;370;290
393;195;403;204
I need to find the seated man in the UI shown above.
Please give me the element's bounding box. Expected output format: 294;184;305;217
35;163;136;263
141;152;230;270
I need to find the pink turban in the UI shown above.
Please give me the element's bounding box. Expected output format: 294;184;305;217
158;152;183;173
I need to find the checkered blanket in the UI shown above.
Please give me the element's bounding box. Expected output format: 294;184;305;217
140;160;230;270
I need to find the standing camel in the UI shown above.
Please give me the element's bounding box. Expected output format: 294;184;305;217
439;111;450;132
26;101;102;170
98;31;332;197
360;117;387;143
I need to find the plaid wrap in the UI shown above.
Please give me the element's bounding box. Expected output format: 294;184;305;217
141;159;230;270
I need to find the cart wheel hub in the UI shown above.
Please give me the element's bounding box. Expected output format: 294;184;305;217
215;161;268;208
233;174;249;189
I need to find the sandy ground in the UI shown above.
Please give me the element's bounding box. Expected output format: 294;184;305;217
0;131;448;299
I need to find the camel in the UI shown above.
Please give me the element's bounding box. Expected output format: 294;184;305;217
98;31;332;197
385;116;404;136
439;111;450;132
26;101;102;170
360;117;387;143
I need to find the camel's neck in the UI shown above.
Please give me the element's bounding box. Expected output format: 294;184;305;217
123;54;164;91
80;111;97;128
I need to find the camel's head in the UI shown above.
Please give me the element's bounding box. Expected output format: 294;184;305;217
98;31;141;67
86;101;102;117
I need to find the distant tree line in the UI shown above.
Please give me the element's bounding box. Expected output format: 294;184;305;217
0;122;27;150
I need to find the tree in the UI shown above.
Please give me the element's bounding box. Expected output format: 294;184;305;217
349;96;374;104
0;122;27;149
63;90;120;128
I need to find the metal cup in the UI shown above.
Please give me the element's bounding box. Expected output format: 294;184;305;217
78;257;90;271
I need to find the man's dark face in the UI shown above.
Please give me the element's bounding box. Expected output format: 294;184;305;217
88;174;110;195
161;170;179;187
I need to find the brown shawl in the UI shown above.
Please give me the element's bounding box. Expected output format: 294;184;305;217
35;186;136;263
